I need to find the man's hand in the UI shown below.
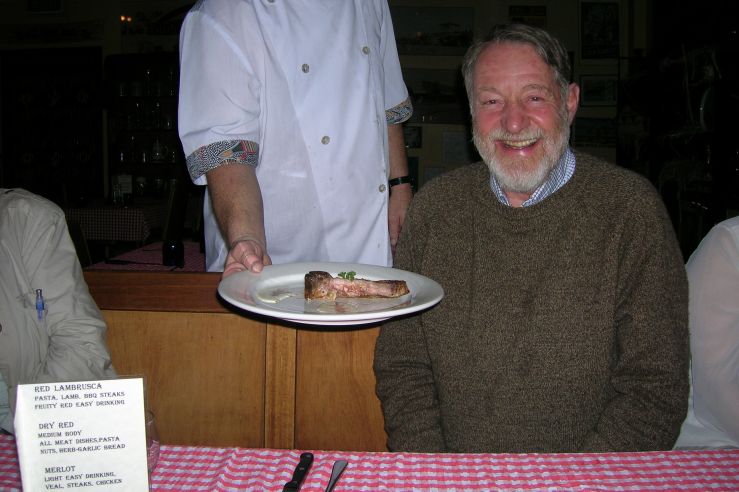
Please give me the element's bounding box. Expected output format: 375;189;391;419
388;183;412;256
386;123;412;257
205;162;269;279
223;237;272;278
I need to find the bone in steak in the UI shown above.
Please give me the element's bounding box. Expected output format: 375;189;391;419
304;271;410;301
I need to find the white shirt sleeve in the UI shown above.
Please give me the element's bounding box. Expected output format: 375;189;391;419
685;216;739;444
178;7;262;184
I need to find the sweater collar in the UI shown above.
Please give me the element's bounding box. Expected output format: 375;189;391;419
488;147;576;207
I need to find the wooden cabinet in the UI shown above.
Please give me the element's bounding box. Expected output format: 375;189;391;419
84;271;388;451
104;53;187;200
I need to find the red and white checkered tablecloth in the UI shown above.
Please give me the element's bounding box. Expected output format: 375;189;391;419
1;434;738;491
64;202;167;243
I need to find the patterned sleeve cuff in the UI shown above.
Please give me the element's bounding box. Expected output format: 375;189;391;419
386;96;413;125
186;140;259;181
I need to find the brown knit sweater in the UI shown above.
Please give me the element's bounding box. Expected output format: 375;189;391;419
374;152;689;453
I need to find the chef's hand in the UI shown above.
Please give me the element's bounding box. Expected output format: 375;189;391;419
388;182;412;256
223;237;272;278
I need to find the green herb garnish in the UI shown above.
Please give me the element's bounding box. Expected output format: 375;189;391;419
338;271;356;280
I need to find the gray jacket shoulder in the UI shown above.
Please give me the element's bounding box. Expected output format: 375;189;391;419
0;188;64;222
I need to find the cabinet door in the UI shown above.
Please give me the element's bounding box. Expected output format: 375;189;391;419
294;327;388;451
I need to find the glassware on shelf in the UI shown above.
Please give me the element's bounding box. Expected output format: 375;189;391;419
112;183;123;207
128;135;139;163
130;80;143;97
144;68;152;96
151;101;162;129
133;101;144;128
135;176;147;196
161;110;173;130
167;67;177;96
151;138;167;162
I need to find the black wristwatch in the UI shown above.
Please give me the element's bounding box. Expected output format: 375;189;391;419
388;175;412;188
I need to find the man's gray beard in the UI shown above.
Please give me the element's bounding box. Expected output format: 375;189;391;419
473;122;570;194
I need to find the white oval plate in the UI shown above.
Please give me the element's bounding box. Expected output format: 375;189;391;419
218;262;444;326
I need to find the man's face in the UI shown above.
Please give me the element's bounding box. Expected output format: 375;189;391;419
471;42;579;195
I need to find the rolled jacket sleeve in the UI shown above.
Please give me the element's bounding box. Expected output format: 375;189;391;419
178;7;262;185
386;97;413;125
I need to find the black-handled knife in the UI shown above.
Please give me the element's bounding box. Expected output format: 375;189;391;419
282;452;314;491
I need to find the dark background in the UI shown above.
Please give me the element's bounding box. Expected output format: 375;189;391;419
0;0;737;259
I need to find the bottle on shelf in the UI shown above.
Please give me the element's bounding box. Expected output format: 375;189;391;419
112;183;123;207
144;68;153;97
151;138;167;162
152;101;162;129
162;176;187;267
167;67;177;96
127;135;139;164
133;101;144;129
107;54;183;197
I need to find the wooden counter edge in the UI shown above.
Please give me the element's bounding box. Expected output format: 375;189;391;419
84;270;229;313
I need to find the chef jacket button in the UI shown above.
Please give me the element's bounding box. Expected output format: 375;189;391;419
301;63;309;73
379;184;387;192
362;46;370;55
321;136;330;145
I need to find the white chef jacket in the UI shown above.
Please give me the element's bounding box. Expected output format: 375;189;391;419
178;0;412;271
674;216;739;449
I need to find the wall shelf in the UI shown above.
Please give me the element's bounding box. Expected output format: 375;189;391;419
104;52;188;199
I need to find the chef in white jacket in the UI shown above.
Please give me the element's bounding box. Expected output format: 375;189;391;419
178;0;413;275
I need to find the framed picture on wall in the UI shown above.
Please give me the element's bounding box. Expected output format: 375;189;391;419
579;1;619;61
572;117;618;147
390;6;473;56
579;75;618;106
508;5;547;27
402;67;468;124
403;125;423;149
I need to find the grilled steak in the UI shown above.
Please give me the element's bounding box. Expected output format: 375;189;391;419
304;271;410;301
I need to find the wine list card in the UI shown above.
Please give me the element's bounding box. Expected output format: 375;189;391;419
14;377;149;491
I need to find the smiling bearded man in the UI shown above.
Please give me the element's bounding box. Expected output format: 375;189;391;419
473;120;568;195
472;104;571;195
466;28;579;206
374;23;689;454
